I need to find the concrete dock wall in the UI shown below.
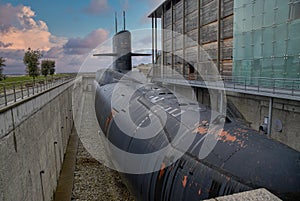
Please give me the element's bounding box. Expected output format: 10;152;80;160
226;91;300;152
0;81;73;201
170;84;300;152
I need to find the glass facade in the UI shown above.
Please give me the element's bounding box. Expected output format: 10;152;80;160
233;0;300;87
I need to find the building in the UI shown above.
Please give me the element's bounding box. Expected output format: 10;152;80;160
148;0;300;151
149;0;300;83
233;1;300;87
149;0;234;77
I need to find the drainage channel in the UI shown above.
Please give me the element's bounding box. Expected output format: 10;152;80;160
53;128;135;201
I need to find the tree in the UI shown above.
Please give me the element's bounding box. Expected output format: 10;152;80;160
0;57;6;81
49;60;55;76
41;60;50;77
41;60;55;77
23;48;43;82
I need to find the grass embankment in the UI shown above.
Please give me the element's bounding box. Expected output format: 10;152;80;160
0;74;67;83
0;74;69;92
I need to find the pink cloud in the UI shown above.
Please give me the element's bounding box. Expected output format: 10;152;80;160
0;41;13;48
1;28;53;50
0;3;110;74
63;29;109;55
0;3;62;51
83;0;110;15
1;49;27;74
0;4;20;31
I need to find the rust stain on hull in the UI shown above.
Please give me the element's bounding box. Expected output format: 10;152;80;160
218;130;237;143
159;163;166;180
182;176;188;188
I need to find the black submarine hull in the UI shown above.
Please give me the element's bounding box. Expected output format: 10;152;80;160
94;70;300;201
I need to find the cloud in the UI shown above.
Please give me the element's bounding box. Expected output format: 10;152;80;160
0;3;69;73
130;29;153;66
136;36;152;48
1;49;27;74
148;0;164;10
42;46;87;73
63;29;109;55
0;3;110;74
139;0;164;24
121;0;129;10
0;41;13;48
0;4;48;32
42;28;110;73
139;12;153;25
44;46;63;59
83;0;110;15
0;3;58;51
0;4;21;32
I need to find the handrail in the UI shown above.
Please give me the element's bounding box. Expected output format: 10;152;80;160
0;76;75;108
152;73;300;100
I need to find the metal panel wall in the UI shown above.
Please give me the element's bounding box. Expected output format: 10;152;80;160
233;0;300;87
199;0;234;76
160;0;234;76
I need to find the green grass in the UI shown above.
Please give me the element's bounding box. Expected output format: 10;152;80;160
0;74;70;92
1;76;39;83
0;74;68;84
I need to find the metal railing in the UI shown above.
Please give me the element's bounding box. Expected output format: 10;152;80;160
0;76;75;108
152;73;300;100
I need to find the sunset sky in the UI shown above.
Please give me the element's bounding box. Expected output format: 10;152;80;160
0;0;163;74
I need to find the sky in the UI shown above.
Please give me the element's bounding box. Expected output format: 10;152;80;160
0;0;163;74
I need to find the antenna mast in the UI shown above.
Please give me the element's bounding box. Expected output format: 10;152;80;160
123;11;126;30
115;12;118;33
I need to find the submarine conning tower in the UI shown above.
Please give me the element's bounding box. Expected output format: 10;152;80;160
113;30;132;72
93;11;151;73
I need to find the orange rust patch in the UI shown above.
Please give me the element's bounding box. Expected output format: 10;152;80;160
196;127;208;135
218;130;237;142
182;176;188;188
159;163;166;180
198;127;220;140
193;121;209;133
104;110;116;132
104;117;110;132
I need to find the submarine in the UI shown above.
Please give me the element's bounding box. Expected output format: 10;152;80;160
93;13;300;201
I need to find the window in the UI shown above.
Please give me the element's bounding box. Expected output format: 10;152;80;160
290;1;300;20
166;2;171;10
